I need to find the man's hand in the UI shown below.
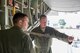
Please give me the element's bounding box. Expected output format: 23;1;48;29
68;36;74;44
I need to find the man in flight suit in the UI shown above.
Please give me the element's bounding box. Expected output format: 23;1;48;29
0;12;34;53
30;15;74;53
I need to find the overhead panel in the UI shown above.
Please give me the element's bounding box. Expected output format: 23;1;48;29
43;0;80;12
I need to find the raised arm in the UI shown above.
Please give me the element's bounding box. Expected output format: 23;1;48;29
51;28;74;43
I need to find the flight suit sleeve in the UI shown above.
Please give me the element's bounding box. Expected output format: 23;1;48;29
23;35;35;53
52;29;68;43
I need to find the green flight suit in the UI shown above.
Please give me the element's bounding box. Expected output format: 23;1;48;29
0;26;34;53
30;26;68;53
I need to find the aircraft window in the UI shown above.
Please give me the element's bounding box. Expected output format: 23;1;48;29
47;11;80;53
